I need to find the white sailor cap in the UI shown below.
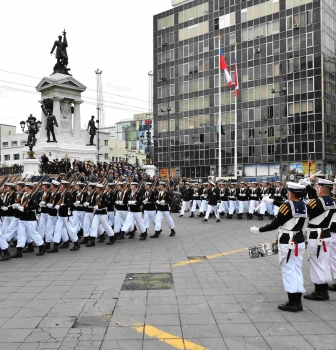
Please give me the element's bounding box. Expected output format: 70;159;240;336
88;183;96;187
117;182;125;185
240;182;247;185
76;182;85;186
17;181;25;186
61;180;69;185
107;182;115;186
287;182;305;191
52;180;60;186
209;181;215;186
131;182;139;185
145;182;152;186
4;183;15;187
318;179;334;188
203;182;208;185
96;184;104;189
42;182;51;186
25;182;34;188
159;181;167;186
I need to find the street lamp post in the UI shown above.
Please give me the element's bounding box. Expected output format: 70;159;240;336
140;129;155;165
20;114;42;159
96;107;100;162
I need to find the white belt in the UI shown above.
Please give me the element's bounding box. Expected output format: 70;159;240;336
306;228;323;257
277;229;299;264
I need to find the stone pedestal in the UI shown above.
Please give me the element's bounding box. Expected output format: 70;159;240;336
22;158;40;176
142;165;156;177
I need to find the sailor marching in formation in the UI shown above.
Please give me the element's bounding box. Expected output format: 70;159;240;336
0;176;176;261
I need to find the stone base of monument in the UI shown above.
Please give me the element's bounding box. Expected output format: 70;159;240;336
22;158;40;176
142;165;156;177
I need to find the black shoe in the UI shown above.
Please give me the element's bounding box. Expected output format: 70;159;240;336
237;214;242;220
190;213;194;218
304;291;326;301
328;283;336;291
202;219;208;222
47;243;59;253
248;214;253;220
23;243;34;253
216;219;220;223
10;240;17;248
78;228;83;238
98;234;106;243
59;241;70;249
198;213;204;217
220;212;224;217
179;214;183;217
139;233;147;241
227;215;232;219
150;231;160;238
45;242;51;250
116;232;125;240
169;229;176;237
70;242;81;251
278;301;299;313
129;232;135;239
0;249;11;261
106;236;116;245
80;237;89;245
11;248;23;258
86;238;96;247
324;291;330;300
36;245;47;256
258;215;264;221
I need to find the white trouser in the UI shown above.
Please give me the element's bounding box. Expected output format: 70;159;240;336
155;211;175;231
144;210;156;229
228;200;237;215
259;202;274;215
1;216;13;235
45;216;58;243
219;201;229;213
199;200;208;213
114;210;128;233
238;200;249;214
330;232;336;279
89;214;114;238
108;211;115;226
191;199;201;212
180;201;191;215
205;205;220;220
122;211;145;234
17;221;44;248
3;217;19;241
38;213;48;239
83;212;94;237
249;200;260;214
53;216;78;243
0;231;8;250
279;243;306;293
71;211;85;233
309;237;332;285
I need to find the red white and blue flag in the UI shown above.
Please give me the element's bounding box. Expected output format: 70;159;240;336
220;48;232;88
234;51;239;97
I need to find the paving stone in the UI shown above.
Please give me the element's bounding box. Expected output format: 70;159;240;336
100;340;143;350
2;317;43;329
303;335;336;350
263;335;315;350
224;336;271;350
104;326;144;340
0;329;32;342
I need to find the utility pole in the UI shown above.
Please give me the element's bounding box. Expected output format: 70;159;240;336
148;71;153;113
95;69;105;128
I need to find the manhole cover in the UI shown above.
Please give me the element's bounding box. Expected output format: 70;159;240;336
187;256;207;260
72;315;112;328
121;273;174;291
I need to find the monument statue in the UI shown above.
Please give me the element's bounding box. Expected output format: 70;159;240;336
45;110;59;143
50;29;71;75
87;115;97;145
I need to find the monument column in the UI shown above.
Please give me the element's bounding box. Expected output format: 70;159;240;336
53;97;62;138
39;104;47;138
73;101;83;139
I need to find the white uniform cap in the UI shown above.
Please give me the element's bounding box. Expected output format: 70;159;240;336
42;182;51;186
318;179;334;188
96;184;104;189
145;182;152;186
117;182;124;185
52;180;60;186
76;182;85;186
25;182;34;187
88;183;96;187
131;182;138;185
159;181;167;186
209;181;215;186
61;180;69;185
4;183;15;187
287;182;305;191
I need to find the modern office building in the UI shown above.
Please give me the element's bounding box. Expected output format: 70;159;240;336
153;0;336;179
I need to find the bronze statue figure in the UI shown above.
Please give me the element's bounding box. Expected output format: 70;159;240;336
50;29;71;75
46;111;59;143
87;116;97;145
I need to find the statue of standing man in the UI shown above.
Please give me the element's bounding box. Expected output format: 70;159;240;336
50;29;71;75
87;116;97;146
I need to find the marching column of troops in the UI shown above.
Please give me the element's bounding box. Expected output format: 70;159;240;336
0;176;176;261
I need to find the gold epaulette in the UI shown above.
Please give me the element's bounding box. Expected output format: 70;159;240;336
279;203;289;216
307;199;317;209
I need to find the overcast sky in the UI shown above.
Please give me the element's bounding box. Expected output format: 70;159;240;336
0;0;171;131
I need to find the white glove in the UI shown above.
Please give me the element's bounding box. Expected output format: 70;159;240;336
128;201;136;205
1;206;8;211
75;201;80;205
156;200;160;204
18;206;24;212
13;203;19;209
143;199;148;204
83;202;89;207
262;197;274;204
300;179;311;187
40;201;46;206
54;205;60;210
159;200;165;205
47;203;53;208
250;226;260;234
94;205;99;210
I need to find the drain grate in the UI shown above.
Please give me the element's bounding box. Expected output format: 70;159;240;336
121;273;174;291
72;315;112;328
187;256;207;260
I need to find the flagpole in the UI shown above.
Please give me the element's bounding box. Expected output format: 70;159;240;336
234;43;238;179
218;35;222;178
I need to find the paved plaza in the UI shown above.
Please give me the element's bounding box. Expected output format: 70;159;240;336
0;214;336;350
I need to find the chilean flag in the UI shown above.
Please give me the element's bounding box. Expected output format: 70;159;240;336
234;51;239;97
220;48;232;88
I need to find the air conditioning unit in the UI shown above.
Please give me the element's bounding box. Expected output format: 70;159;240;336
255;48;260;53
293;24;299;29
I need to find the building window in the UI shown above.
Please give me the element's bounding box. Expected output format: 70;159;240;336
104;140;108;146
20;140;26;146
249;129;254;139
2;142;8;148
308;141;315;153
307;33;313;47
14;154;20;160
288;143;294;154
241;9;247;23
11;141;18;146
268;126;274;137
158;154;162;162
249;146;254;156
104;153;108;160
307;55;314;69
4;155;10;161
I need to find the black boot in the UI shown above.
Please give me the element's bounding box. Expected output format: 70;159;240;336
45;242;51;250
220;212;224;217
0;249;11;261
70;241;81;251
86;238;96;247
258;215;264;221
190;213;194;218
11;247;23;259
150;231;160;238
237;214;242;220
323;284;330;300
98;234;106;243
278;293;299;313
59;241;70;249
227;214;232;219
129;230;136;239
295;293;303;311
78;228;83;238
169;229;176;237
198;212;204;217
47;243;59;253
116;232;125;240
328;283;336;291
80;237;89;245
36;245;47;256
248;214;253;220
216;219;220;222
23;243;34;253
139;231;147;241
10;240;17;248
106;236;116;245
304;284;326;301
202;218;208;222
